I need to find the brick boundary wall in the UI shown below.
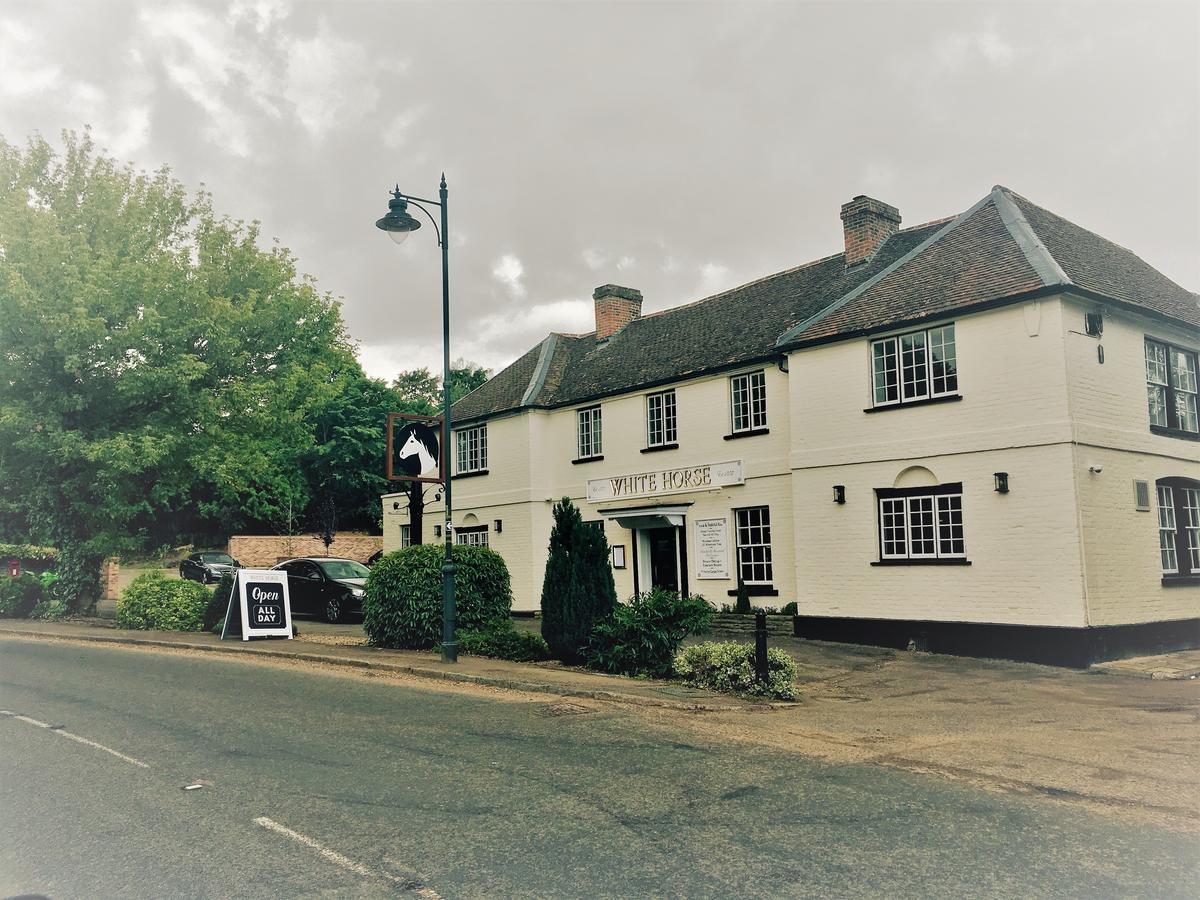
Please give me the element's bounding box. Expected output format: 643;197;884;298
102;557;120;601
228;534;383;568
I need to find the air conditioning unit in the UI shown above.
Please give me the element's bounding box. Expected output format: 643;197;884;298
1085;312;1104;337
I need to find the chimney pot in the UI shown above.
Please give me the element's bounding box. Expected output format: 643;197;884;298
593;284;643;339
841;195;901;267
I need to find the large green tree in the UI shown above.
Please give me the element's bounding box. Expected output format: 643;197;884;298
0;131;354;610
393;361;489;415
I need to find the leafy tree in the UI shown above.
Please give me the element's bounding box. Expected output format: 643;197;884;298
540;497;617;663
0;131;353;610
392;360;489;414
302;370;402;531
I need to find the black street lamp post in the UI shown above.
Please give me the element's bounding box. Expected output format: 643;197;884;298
375;176;457;663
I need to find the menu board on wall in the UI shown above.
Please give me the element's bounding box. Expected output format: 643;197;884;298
694;517;730;580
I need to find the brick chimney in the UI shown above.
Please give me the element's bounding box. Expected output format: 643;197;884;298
840;195;901;267
593;284;643;339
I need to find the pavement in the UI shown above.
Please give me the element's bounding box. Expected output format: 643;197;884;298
0;618;749;712
2;617;1198;834
3;637;1198;898
1091;648;1200;680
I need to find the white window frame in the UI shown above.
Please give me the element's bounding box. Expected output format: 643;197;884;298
577;406;602;459
734;506;773;585
455;424;487;474
876;486;966;561
871;324;958;408
646;389;677;447
730;370;767;434
400;524;412;548
1157;479;1200;577
455;526;489;547
1145;338;1199;435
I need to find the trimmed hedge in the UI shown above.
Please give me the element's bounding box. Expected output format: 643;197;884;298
0;543;59;562
584;588;714;678
363;544;512;650
116;571;210;631
674;641;798;700
452;625;551;662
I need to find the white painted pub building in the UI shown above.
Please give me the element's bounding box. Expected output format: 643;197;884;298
383;187;1199;665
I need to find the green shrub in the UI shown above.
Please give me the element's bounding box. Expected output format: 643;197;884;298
674;641;798;701
30;597;68;620
363;544;512;649
584;588;715;678
733;578;751;614
205;573;236;631
0;574;44;618
540;498;617;663
116;571;210;631
780;601;798;616
451;625;551;662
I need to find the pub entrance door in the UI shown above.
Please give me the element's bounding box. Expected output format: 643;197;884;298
646;526;681;593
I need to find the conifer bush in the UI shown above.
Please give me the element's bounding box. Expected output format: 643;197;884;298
540;497;617;663
363;544;512;649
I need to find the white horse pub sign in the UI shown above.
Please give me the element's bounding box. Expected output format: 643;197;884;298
386;412;445;484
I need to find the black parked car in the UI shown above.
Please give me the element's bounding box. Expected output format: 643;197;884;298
179;551;241;584
271;557;369;624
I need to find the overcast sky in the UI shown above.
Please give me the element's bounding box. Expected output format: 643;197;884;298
2;0;1197;380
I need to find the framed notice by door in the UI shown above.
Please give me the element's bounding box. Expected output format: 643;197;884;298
694;517;730;579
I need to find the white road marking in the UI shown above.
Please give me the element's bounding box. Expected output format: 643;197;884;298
0;710;149;768
253;816;443;898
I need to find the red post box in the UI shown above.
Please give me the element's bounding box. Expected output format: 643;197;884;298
8;559;19;578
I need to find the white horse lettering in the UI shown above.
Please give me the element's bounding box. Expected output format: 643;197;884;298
399;430;439;477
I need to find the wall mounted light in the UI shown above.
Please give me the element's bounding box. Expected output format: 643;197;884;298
1088;465;1103;475
994;472;1009;494
434;525;442;538
392;501;402;510
493;519;503;533
833;485;846;504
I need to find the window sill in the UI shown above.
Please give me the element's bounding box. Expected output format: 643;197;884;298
871;558;972;566
452;469;488;480
724;428;770;440
641;443;678;454
864;394;962;414
726;585;779;597
1150;425;1200;442
1162;575;1200;587
571;455;604;465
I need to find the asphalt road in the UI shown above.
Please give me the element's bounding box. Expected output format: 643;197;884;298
0;638;1196;899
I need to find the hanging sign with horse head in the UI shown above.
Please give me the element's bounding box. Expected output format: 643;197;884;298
386;412;445;484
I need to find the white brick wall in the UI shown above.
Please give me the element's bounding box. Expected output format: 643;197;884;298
1060;298;1200;625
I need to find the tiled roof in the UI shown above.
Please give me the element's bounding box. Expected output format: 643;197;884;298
452;222;942;421
453;186;1198;422
1010;192;1200;329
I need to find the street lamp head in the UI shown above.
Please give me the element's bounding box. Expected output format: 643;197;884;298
375;186;422;244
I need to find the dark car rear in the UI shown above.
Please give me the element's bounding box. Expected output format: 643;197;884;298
271;557;369;623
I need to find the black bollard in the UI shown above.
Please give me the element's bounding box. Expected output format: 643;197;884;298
754;609;769;684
